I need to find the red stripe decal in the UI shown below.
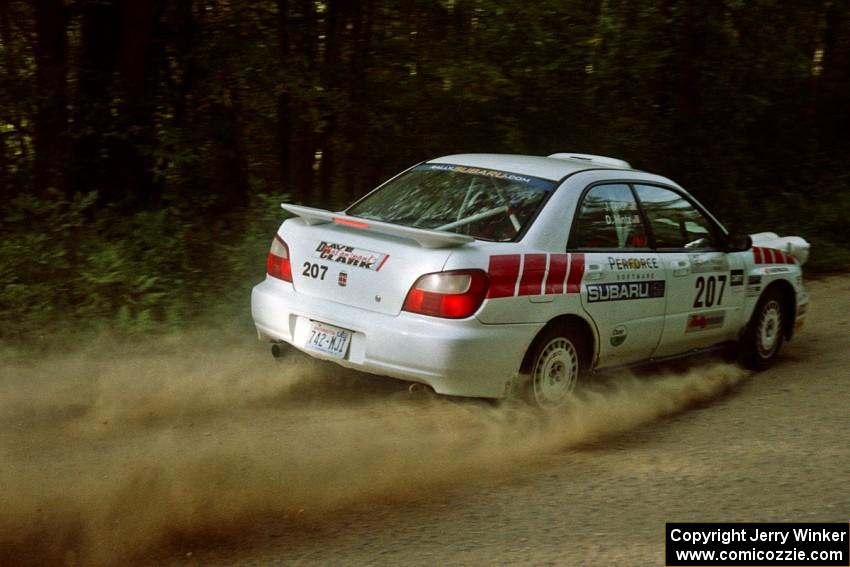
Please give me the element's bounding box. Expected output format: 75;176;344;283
545;254;567;294
487;254;521;298
754;247;764;264
518;254;547;296
768;248;778;264
566;253;585;294
785;252;794;264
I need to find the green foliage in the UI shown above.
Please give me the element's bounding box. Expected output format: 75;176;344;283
755;179;850;274
0;191;289;341
1;0;849;343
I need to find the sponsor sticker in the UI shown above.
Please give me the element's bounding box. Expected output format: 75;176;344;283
610;325;628;347
418;163;557;190
765;266;791;274
686;311;725;332
338;271;348;287
747;275;762;285
689;253;730;273
730;269;744;286
586;280;666;303
608;257;660;270
314;241;389;271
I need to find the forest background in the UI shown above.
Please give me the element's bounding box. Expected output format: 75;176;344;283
2;0;848;341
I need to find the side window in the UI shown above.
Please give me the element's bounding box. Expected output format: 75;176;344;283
570;184;648;249
634;185;719;250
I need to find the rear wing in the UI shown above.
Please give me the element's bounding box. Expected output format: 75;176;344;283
282;204;474;249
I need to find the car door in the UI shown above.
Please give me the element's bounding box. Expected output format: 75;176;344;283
569;183;666;368
633;184;746;357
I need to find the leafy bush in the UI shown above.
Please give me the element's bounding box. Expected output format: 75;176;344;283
0;191;288;343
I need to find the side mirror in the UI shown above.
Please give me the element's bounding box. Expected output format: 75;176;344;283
726;232;752;252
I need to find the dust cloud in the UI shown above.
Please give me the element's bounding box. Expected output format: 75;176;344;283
0;331;747;565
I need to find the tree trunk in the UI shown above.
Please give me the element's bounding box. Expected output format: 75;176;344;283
290;0;318;203
344;0;371;200
34;0;68;195
276;0;293;197
109;0;166;207
210;85;250;211
818;0;850;156
318;0;345;205
70;0;121;199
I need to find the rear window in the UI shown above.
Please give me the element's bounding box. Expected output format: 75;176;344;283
346;163;557;241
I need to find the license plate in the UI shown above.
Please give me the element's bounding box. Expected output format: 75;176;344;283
304;321;351;359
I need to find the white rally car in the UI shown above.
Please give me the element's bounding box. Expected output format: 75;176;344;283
251;153;810;407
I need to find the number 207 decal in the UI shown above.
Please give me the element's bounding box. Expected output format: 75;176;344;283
302;262;328;280
693;275;726;308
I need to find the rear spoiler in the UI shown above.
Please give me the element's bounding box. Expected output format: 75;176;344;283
281;204;474;249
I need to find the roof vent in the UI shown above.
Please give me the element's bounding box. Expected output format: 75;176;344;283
547;153;631;169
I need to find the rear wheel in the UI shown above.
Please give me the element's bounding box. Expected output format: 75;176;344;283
525;325;587;409
741;287;786;369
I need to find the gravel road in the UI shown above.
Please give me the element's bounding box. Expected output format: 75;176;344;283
1;277;847;566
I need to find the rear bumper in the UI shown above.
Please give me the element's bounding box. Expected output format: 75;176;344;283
251;277;541;398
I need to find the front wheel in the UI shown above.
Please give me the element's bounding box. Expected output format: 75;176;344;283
525;326;587;409
741;287;786;370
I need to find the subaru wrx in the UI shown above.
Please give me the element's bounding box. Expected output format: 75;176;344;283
251;153;810;408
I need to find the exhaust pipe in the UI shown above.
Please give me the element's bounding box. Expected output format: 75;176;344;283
271;343;292;360
408;382;436;396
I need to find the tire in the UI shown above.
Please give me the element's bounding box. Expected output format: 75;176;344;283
524;325;588;409
741;287;786;370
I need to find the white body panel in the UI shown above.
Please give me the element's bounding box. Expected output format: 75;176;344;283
252;276;539;398
251;153;809;399
282;219;453;316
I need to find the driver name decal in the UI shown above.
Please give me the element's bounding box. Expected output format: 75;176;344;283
314;241;389;271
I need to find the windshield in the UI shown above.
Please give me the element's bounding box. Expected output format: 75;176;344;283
346;163;557;241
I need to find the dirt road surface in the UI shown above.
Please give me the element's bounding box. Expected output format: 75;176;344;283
1;277;848;566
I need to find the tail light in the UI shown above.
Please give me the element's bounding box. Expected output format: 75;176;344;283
402;270;488;319
266;235;292;282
